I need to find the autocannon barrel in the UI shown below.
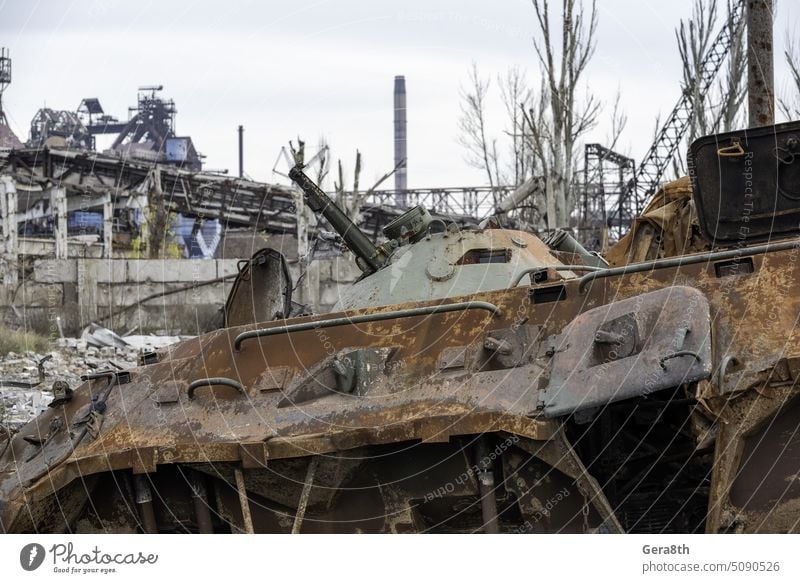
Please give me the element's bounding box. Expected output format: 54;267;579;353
289;165;384;273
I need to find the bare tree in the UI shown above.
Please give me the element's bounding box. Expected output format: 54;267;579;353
605;90;628;153
334;151;364;222
499;66;535;186
715;1;747;131
457;63;501;190
673;0;746;175
146;167;170;258
313;137;330;186
523;0;601;229
458;1;624;231
458;63;547;228
678;0;718;142
778;36;800;119
335;152;405;225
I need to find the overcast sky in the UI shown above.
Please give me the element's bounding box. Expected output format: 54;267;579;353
0;0;797;189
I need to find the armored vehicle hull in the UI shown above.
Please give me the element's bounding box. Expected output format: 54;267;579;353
2;124;800;533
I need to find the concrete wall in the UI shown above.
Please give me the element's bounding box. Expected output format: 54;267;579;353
1;256;361;336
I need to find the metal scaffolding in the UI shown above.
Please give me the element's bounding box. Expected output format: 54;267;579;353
580;144;636;249
0;47;10;127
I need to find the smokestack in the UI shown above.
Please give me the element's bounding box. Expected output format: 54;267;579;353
393;75;407;206
747;0;775;127
238;125;244;178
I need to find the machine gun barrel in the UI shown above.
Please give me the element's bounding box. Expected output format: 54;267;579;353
289;165;384;273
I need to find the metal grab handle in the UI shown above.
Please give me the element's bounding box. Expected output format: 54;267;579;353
187;377;245;400
81;371;117;381
234;300;502;351
511;264;605;287
717;141;745;157
577;240;800;293
425;219;460;239
659;351;701;369
715;354;741;392
426;218;449;239
718;354;740;378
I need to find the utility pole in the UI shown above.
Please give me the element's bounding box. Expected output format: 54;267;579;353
747;0;775;127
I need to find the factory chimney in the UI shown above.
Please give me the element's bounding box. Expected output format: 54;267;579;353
238;125;244;178
393;75;407;206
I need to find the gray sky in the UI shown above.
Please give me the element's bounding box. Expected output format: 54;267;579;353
0;0;797;188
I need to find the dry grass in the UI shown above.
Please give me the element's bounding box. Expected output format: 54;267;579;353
0;326;51;355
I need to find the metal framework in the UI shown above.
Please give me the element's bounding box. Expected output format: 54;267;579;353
83;86;175;145
81;87;202;171
28;108;93;149
581;143;636;247
607;0;746;234
361;186;511;220
0;47;11;127
0;148;484;258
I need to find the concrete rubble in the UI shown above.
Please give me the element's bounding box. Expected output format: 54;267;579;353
0;334;185;429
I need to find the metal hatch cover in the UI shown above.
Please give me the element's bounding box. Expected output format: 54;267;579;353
540;286;712;417
689;120;800;245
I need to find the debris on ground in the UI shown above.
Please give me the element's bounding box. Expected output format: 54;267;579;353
0;334;189;430
80;323;130;350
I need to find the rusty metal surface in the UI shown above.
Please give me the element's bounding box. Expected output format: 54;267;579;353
690;121;800;244
541;286;712;416
1;232;800;533
223;248;293;326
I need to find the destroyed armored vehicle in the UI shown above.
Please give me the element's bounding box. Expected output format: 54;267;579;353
2;121;800;533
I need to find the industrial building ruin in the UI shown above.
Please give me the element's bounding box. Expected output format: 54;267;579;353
0;61;507;334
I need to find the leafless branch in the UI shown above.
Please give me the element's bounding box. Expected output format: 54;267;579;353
457;62;500;189
526;0;600;228
778;35;800;119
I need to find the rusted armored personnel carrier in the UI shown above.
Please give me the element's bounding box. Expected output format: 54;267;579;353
2;122;800;534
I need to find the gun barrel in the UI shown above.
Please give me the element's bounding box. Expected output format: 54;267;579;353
543;229;608;269
289;165;383;272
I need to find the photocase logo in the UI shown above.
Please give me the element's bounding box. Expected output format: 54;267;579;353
19;543;46;571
